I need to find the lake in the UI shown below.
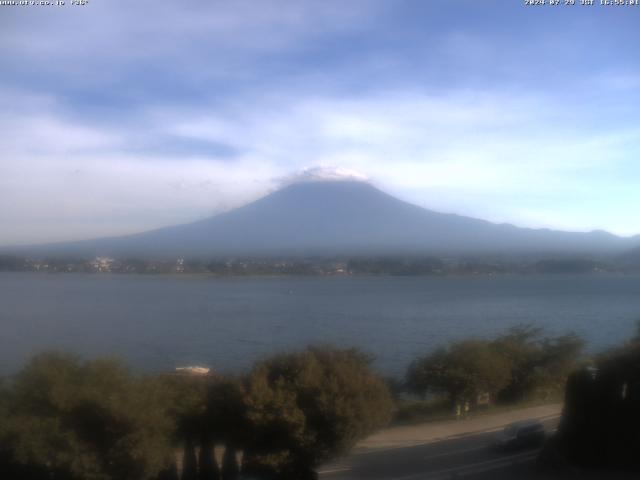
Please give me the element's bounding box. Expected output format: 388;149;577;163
1;272;639;378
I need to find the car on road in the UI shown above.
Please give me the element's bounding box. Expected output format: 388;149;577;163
493;419;546;452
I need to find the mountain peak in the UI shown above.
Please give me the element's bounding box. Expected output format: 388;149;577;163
10;172;638;258
280;166;369;186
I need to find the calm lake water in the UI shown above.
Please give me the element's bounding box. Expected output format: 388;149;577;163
1;272;640;377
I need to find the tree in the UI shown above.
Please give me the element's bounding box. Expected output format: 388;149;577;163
156;373;212;441
633;319;640;342
220;446;240;480
242;347;393;478
493;326;584;401
197;433;219;480
203;378;247;447
202;378;246;479
0;352;175;480
535;333;585;394
182;437;198;480
406;340;511;405
491;325;545;401
553;337;640;471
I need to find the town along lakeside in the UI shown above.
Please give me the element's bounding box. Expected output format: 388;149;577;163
0;253;634;276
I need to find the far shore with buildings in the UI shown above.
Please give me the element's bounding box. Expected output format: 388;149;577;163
0;254;634;277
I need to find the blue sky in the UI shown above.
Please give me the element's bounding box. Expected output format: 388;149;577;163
1;0;639;245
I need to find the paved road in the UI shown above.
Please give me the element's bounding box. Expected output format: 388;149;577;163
320;418;560;480
352;404;562;452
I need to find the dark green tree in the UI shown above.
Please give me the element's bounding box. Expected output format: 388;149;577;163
220;446;239;480
197;433;219;480
0;352;175;480
554;338;640;471
242;346;393;478
492;324;546;401
158;374;212;441
633;319;640;342
204;378;247;447
534;333;584;396
406;340;511;405
156;372;217;480
494;325;584;401
182;437;198;480
155;463;179;480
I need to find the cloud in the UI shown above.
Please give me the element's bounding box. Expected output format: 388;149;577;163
1;0;383;100
2;1;640;244
3;83;639;245
276;166;370;186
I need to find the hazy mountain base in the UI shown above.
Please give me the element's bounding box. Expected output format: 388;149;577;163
6;181;640;259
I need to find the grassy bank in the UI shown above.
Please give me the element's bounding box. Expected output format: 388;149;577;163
393;394;564;426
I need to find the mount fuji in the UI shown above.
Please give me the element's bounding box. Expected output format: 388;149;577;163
10;173;639;258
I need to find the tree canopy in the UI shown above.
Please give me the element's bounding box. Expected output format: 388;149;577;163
0;352;174;480
493;325;584;401
406;326;585;405
242;346;393;478
406;340;511;404
0;347;394;480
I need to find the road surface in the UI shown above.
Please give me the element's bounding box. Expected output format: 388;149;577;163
320;417;559;480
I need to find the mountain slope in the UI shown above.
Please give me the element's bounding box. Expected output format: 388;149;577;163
11;181;639;258
618;245;640;267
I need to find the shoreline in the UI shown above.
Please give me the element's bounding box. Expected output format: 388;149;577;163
1;270;637;279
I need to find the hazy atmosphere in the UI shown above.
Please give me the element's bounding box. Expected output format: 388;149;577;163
3;3;640;480
2;0;640;246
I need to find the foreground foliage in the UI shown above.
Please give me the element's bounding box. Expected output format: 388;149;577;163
406;340;511;406
0;353;174;480
0;347;393;480
551;333;640;472
406;325;585;407
0;326;590;479
242;347;393;478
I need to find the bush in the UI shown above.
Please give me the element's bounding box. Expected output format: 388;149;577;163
406;340;511;406
406;326;585;408
0;352;175;480
493;325;584;402
554;339;640;471
241;346;393;478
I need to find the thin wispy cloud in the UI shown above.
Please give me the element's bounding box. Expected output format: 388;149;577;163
1;1;639;245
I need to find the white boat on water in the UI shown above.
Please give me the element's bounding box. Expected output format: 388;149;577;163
174;366;210;375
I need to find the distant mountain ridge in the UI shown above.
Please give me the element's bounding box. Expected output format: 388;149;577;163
618;245;640;266
7;180;640;258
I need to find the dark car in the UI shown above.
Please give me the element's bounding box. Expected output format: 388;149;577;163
493;420;546;452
